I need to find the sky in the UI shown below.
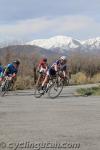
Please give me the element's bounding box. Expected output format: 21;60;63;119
0;0;100;42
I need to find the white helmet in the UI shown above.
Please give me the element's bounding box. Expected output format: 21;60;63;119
60;56;67;60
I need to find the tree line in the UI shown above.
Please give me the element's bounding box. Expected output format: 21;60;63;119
0;48;100;79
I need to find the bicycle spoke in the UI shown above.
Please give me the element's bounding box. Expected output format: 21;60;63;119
48;81;63;99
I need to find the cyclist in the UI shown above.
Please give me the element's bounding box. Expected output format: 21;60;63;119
36;57;48;86
41;56;69;90
38;57;48;73
3;60;20;82
0;62;4;83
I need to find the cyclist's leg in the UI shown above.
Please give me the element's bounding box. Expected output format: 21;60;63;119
41;69;51;90
41;68;56;89
36;73;41;86
41;75;49;90
9;77;16;90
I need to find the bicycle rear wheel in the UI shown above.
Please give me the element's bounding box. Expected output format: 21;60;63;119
48;80;63;99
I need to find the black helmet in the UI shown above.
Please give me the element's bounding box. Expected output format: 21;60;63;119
12;60;20;65
42;57;47;62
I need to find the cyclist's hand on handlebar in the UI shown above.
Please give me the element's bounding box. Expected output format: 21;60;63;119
12;73;16;78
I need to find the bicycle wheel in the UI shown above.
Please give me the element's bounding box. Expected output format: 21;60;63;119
34;85;43;98
63;78;69;86
48;80;63;99
0;80;10;96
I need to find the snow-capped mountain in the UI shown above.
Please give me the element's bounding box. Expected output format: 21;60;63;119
82;37;100;50
26;36;100;53
26;36;81;51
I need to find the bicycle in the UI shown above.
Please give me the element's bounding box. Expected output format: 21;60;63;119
34;71;67;99
0;76;14;96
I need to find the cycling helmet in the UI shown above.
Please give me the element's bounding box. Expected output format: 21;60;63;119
60;56;67;60
42;57;47;62
12;60;20;65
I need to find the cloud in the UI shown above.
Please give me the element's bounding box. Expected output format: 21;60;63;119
0;15;100;41
0;0;99;23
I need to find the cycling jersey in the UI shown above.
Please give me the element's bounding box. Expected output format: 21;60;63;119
47;60;67;76
38;60;47;69
5;64;18;76
51;60;67;71
0;66;4;77
0;65;3;72
38;60;48;73
0;66;4;82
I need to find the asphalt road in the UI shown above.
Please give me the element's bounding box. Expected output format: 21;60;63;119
0;84;100;150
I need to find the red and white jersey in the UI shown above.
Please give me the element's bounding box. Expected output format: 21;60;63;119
38;59;48;73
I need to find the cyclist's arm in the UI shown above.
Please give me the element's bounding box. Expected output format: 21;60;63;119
12;73;17;78
66;64;71;79
12;68;18;77
62;65;69;78
4;67;9;76
62;70;66;77
54;64;58;72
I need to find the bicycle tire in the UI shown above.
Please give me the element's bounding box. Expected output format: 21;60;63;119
34;85;43;98
0;80;10;96
48;80;63;99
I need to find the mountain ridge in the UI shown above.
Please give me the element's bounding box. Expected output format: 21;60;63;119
26;35;100;52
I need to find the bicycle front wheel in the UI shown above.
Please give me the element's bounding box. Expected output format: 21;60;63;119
48;80;63;99
34;85;43;98
0;80;10;96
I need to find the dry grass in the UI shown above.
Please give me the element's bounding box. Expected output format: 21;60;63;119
71;72;100;85
14;76;34;90
12;72;100;90
91;73;100;83
71;72;88;84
